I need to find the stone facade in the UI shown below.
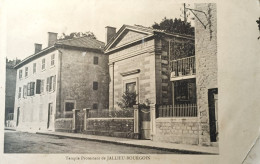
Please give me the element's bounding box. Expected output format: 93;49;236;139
55;118;73;132
195;3;218;145
154;118;199;145
85;118;135;138
5;59;19;125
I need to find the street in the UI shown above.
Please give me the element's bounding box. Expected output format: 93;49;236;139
4;130;179;154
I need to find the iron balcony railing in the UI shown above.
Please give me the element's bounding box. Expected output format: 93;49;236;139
170;56;196;78
157;103;197;117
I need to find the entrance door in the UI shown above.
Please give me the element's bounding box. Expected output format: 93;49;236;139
140;108;151;139
16;108;20;126
47;103;54;130
208;88;218;142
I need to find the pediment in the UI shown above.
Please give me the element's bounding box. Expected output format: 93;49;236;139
109;29;149;49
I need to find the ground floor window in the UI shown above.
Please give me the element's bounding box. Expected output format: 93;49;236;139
65;101;76;112
126;82;136;93
174;78;196;104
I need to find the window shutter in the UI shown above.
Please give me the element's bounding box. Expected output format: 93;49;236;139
31;82;35;96
27;83;30;96
46;77;50;91
53;75;56;91
36;80;41;94
49;76;53;91
41;80;44;93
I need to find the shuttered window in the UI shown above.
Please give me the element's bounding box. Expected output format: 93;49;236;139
40;80;44;93
23;85;27;98
27;83;31;96
46;77;50;91
18;87;21;98
36;80;41;94
30;82;35;96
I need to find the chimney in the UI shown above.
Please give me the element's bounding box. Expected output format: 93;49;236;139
34;43;42;54
48;32;58;47
105;26;116;45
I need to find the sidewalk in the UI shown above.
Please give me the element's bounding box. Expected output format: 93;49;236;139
35;131;219;154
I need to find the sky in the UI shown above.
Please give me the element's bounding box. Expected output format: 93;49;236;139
3;0;194;60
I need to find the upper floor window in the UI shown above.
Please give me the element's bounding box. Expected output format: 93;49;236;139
94;56;98;65
19;70;23;79
51;54;55;66
23;85;27;98
93;81;98;90
33;63;36;74
93;103;98;110
46;75;56;92
25;67;28;77
42;58;45;70
65;101;75;112
27;82;35;96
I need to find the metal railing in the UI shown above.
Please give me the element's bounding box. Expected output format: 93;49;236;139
157;103;197;117
170;56;196;77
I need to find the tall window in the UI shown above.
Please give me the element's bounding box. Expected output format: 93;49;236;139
26;82;35;96
23;85;27;98
42;58;45;70
19;70;23;79
40;79;44;93
46;75;56;92
93;56;98;65
93;81;98;90
25;67;28;77
51;54;55;66
18;87;21;98
33;63;36;74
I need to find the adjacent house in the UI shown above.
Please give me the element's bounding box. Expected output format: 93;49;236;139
104;3;217;146
13;33;109;131
5;59;20;127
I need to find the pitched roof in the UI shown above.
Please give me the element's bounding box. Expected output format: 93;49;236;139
14;36;105;69
105;24;194;52
56;36;105;50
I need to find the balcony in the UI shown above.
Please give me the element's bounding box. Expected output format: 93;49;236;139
170;56;196;81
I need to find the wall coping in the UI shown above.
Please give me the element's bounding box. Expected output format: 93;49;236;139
87;117;134;120
156;117;199;123
55;118;73;121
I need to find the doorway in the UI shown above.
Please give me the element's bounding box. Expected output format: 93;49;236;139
208;88;218;142
16;107;20;126
47;103;54;130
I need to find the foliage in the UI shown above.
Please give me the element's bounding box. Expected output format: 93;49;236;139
58;31;97;40
117;91;137;110
139;99;151;109
152;17;194;36
257;17;260;39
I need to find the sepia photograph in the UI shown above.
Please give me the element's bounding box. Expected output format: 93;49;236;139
1;0;260;163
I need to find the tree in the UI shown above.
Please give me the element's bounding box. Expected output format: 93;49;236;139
116;91;137;110
58;31;97;40
152;17;194;36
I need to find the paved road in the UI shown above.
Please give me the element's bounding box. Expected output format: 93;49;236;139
4;130;178;154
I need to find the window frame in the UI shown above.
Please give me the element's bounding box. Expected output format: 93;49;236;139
25;67;28;77
51;54;55;67
64;100;76;113
93;81;98;90
42;58;46;71
18;87;22;99
93;56;99;65
19;70;23;79
33;63;37;74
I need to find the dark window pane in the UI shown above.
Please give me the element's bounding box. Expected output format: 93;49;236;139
93;81;98;90
126;82;136;93
94;56;98;65
93;103;98;109
65;102;75;112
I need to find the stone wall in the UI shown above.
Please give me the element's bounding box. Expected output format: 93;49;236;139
195;3;217;145
55;118;73;132
85;118;135;139
154;118;199;145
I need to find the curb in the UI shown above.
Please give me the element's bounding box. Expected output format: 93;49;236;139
36;132;217;154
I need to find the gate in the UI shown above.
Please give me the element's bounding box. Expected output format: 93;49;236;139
140;108;151;139
75;110;85;133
